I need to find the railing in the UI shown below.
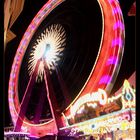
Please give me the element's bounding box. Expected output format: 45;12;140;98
4;131;30;140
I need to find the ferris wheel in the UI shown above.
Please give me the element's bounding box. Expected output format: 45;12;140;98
8;0;125;137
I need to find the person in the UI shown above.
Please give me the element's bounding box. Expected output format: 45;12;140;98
89;136;95;140
100;136;105;140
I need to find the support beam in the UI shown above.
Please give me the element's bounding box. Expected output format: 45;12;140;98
54;63;71;107
14;60;40;132
43;60;63;134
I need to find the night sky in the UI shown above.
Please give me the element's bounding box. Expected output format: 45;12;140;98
4;0;135;127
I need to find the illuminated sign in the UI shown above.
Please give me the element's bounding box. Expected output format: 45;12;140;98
69;80;135;118
121;80;135;109
60;108;135;136
70;89;107;116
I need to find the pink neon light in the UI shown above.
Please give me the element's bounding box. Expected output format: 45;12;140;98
9;98;14;103
109;0;114;3
99;75;112;84
15;56;20;61
10;73;15;78
106;56;118;65
113;21;124;30
9;82;13;86
39;11;46;17
18;49;23;54
9;106;14;110
112;38;123;47
34;18;40;24
112;7;121;15
24;32;31;39
31;24;36;30
9;90;14;94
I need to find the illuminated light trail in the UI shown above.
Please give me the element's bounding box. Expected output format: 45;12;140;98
28;24;66;82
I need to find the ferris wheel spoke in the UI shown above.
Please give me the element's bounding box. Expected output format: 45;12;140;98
14;59;41;132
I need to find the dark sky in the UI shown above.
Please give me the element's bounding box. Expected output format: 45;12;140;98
4;0;135;127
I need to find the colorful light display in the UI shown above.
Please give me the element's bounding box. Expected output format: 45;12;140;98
60;79;135;139
60;108;135;136
65;80;135;125
121;80;135;109
28;24;66;82
70;89;107;117
8;0;125;137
